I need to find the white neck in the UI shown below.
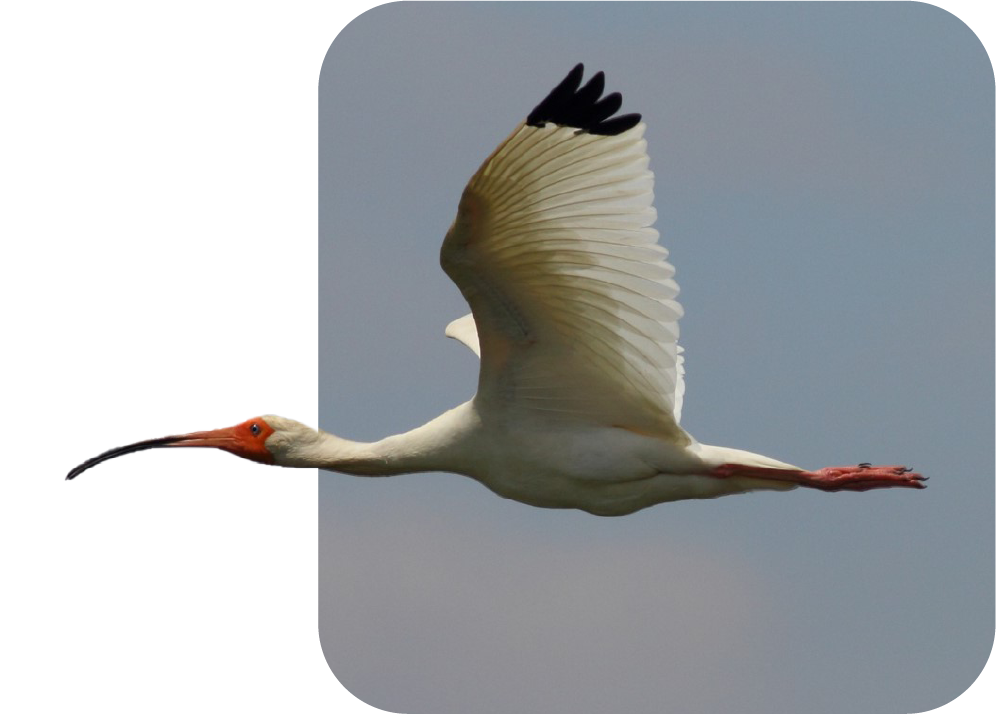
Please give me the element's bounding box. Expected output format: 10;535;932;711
269;403;480;477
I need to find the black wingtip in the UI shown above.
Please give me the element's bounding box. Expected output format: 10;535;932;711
526;64;641;136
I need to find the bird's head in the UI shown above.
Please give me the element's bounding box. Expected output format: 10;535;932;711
65;415;318;479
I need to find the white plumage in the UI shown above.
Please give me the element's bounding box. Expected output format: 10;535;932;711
442;119;685;442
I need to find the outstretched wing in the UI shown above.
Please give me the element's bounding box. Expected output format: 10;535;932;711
441;64;688;443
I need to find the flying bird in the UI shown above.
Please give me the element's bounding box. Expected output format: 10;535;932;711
67;64;925;515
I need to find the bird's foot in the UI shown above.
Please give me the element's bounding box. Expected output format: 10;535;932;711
799;464;927;492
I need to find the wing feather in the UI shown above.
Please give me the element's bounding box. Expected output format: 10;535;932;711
440;66;688;442
445;313;481;356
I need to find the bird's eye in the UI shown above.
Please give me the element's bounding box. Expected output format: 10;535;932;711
250;423;260;436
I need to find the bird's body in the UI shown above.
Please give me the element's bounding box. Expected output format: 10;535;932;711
67;64;925;512
262;406;797;516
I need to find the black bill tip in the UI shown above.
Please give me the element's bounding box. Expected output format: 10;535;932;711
66;436;180;480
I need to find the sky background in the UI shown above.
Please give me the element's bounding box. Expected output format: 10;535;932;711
317;4;993;714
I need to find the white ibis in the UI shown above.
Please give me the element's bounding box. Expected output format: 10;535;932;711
67;64;925;515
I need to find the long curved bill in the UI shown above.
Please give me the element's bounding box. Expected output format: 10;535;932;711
65;427;241;480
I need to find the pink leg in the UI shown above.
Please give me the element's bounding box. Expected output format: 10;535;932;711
711;463;927;492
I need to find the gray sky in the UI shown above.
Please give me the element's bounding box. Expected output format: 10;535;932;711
317;4;993;713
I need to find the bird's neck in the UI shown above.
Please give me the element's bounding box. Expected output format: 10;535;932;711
313;432;437;476
290;403;480;477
